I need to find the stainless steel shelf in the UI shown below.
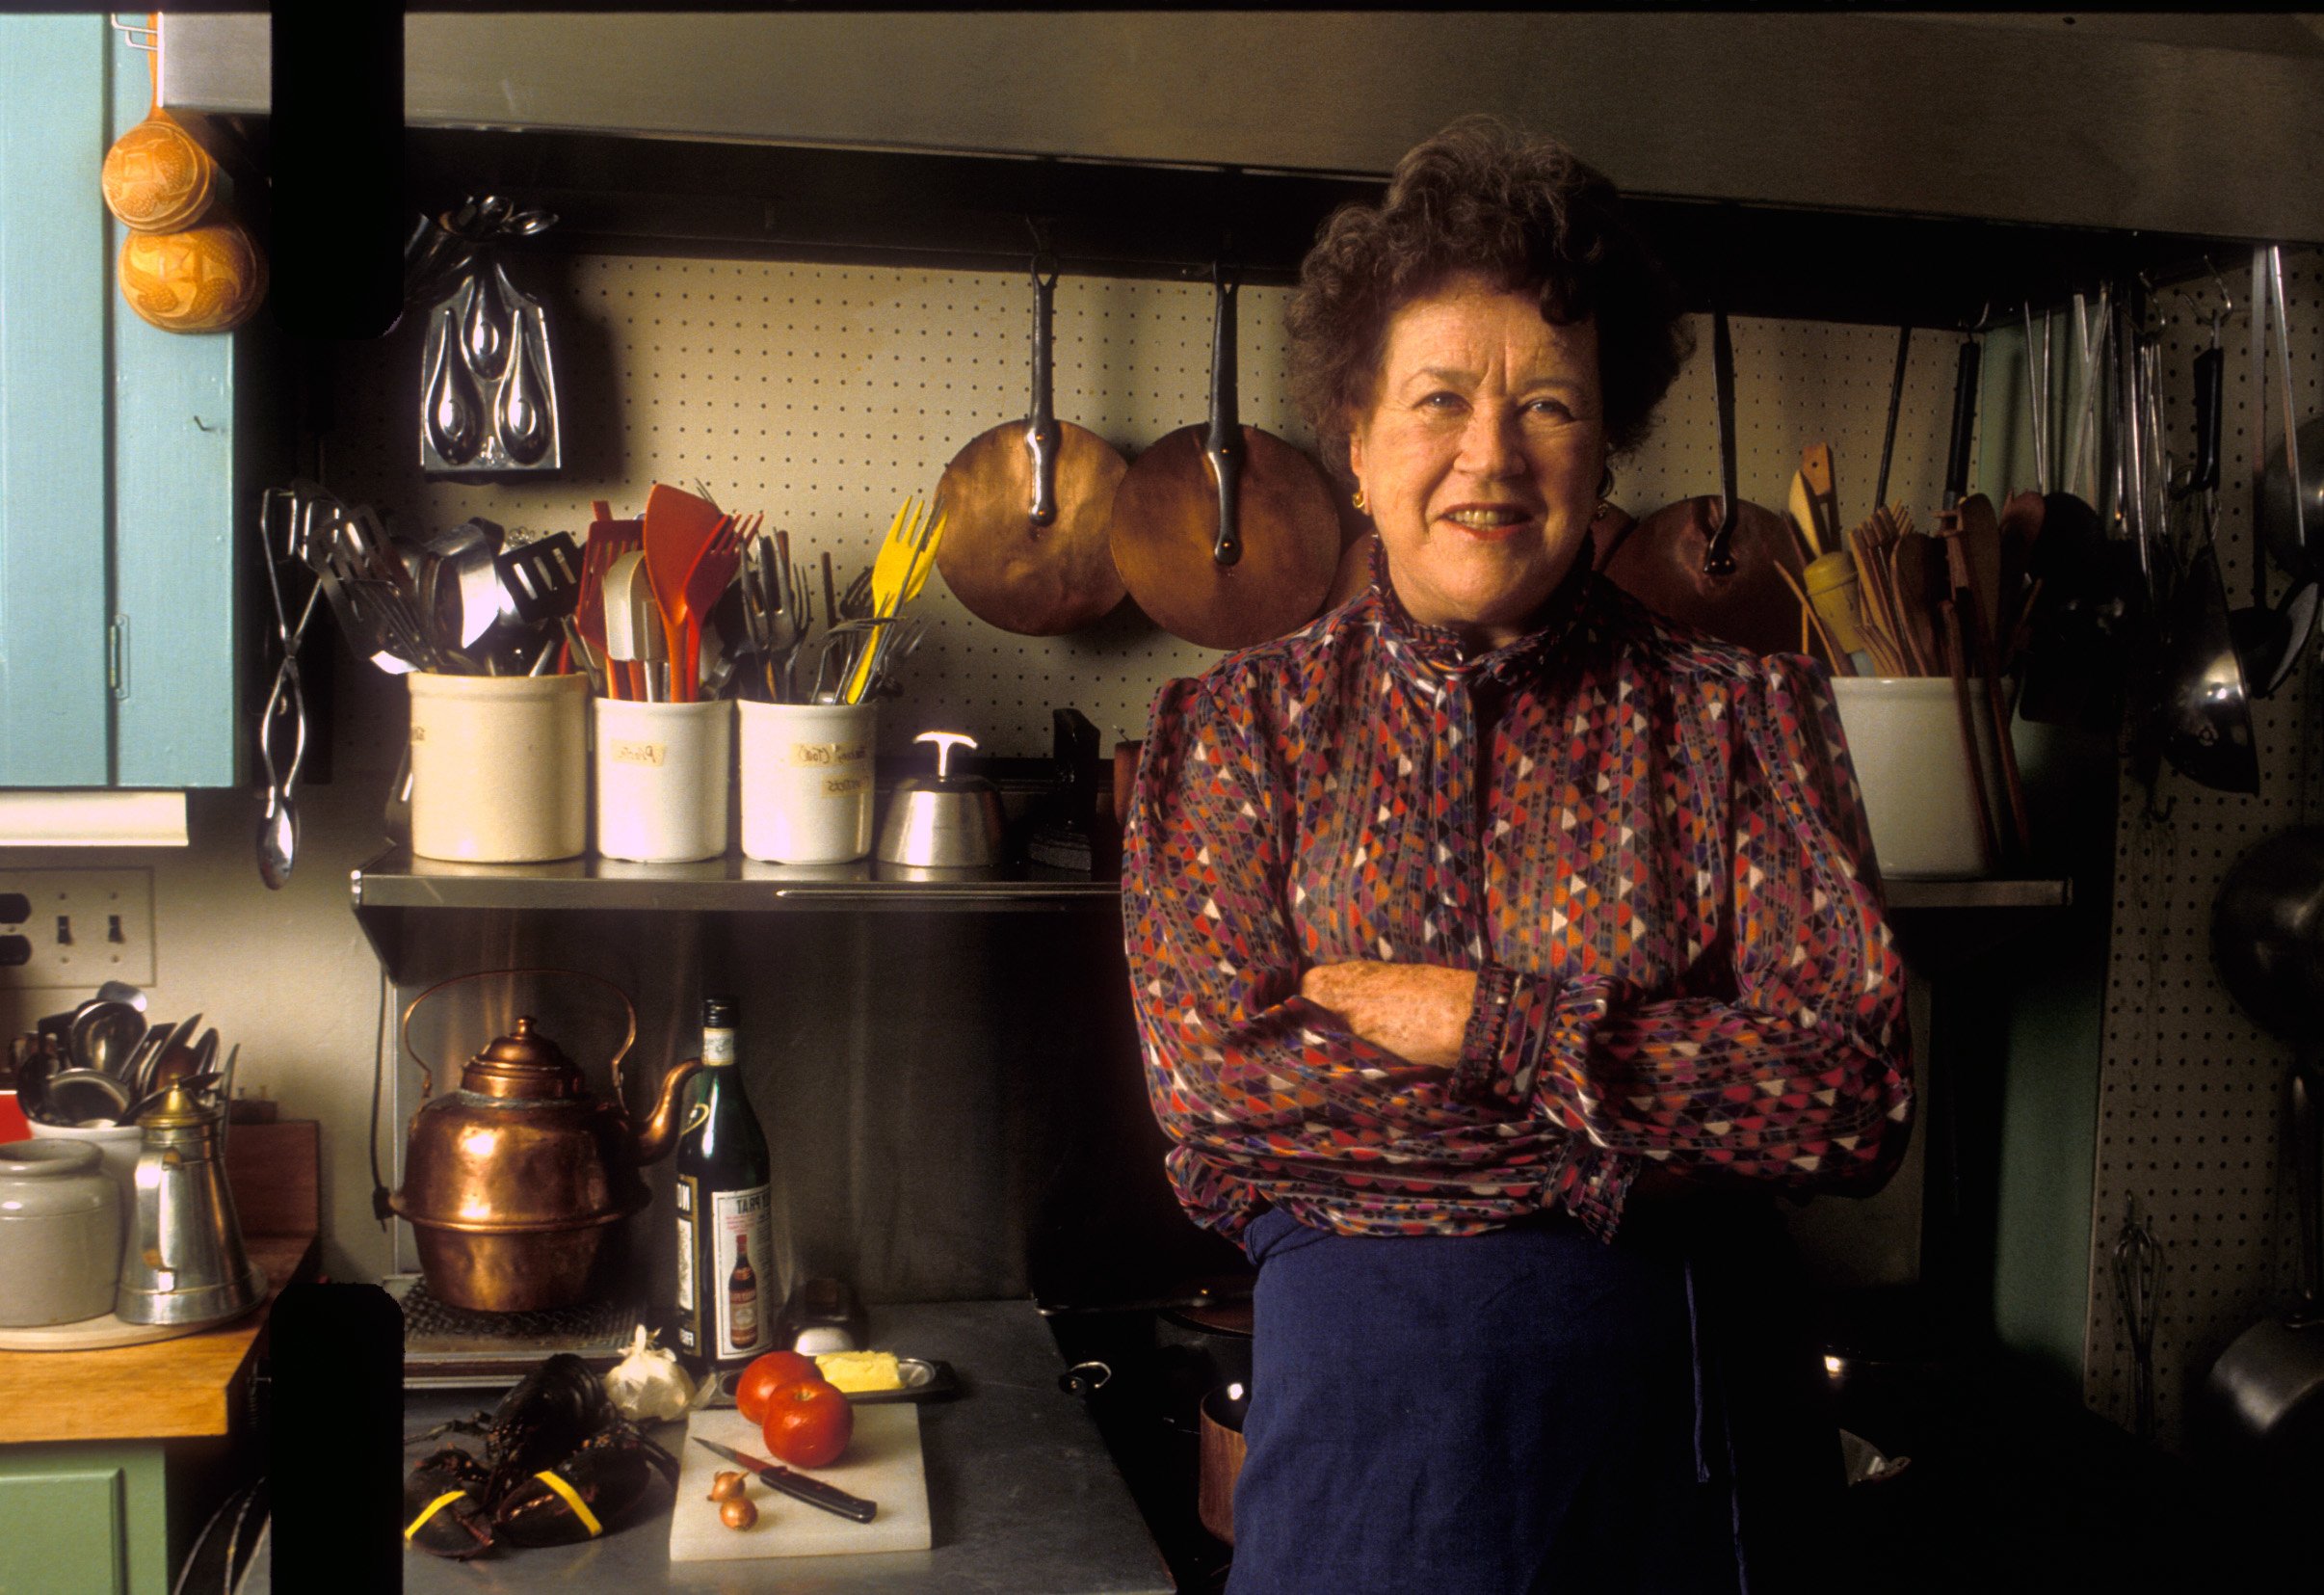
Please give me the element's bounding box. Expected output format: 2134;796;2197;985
1885;878;2073;912
351;849;2066;915
350;847;1119;914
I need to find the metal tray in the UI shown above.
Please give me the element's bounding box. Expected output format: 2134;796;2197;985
704;1356;960;1407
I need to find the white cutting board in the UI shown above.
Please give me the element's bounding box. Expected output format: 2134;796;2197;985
668;1402;929;1561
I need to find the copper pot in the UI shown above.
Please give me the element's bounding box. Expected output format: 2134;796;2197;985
389;970;700;1313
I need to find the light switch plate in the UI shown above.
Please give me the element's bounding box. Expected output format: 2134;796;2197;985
0;868;156;990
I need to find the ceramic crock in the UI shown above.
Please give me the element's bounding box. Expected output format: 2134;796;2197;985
0;1139;121;1327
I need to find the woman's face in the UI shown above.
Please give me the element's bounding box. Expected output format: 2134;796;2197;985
1347;275;1606;648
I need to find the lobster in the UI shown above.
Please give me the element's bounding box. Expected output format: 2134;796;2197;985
404;1353;679;1558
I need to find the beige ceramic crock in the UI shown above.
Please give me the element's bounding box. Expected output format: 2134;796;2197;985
408;673;590;863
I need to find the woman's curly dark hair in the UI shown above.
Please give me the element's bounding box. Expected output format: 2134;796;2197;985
1287;116;1692;485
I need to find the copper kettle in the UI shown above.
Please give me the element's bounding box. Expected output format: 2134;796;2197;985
389;970;700;1313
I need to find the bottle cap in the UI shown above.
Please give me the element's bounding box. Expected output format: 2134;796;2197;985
702;996;737;1028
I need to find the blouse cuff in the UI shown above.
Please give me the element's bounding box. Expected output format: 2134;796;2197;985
1450;964;1555;1108
1546;1137;1638;1241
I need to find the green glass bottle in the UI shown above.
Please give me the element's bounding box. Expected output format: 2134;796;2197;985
673;995;773;1374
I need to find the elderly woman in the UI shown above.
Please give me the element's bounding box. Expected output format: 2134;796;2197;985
1121;117;1914;1594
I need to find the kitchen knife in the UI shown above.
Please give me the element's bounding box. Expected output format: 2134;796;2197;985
691;1437;879;1524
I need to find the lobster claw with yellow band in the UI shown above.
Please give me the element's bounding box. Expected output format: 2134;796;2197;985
491;1440;661;1548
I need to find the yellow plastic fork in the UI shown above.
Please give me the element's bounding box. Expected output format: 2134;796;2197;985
844;496;945;702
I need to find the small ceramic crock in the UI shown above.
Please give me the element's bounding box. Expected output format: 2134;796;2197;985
0;1139;121;1327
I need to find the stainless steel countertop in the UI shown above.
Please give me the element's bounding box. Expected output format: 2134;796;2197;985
255;1299;1175;1594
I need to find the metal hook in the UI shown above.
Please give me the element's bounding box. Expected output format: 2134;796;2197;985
2203;254;2233;316
1025;216;1057;280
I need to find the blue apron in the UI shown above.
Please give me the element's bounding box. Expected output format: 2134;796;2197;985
1228;1199;1840;1595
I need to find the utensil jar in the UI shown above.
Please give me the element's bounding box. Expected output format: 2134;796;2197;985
408;673;589;863
594;699;731;863
739;702;877;864
1831;677;2010;880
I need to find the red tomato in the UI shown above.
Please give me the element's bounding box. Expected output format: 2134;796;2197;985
735;1350;822;1424
761;1377;854;1468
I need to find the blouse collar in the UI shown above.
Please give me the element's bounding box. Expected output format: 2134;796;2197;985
1364;534;1599;689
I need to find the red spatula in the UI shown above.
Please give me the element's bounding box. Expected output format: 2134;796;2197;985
643;483;726;703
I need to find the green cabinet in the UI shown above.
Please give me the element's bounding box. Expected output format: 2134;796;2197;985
0;15;255;789
0;1443;163;1595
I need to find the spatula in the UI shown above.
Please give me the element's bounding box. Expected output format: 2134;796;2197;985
1800;442;1840;556
678;513;749;702
577;504;642;685
643;483;726;700
601;549;647;701
1888;529;1941;677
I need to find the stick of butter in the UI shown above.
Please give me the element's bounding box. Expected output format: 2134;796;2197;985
814;1349;904;1393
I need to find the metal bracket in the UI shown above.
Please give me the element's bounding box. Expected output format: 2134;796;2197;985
107;614;131;701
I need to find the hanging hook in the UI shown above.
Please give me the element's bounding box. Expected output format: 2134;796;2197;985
2203;254;2233;316
1025;215;1058;281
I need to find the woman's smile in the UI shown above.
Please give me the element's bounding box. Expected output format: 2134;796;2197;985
1440;501;1538;539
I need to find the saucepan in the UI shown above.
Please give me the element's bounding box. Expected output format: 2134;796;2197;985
2203;829;2324;1493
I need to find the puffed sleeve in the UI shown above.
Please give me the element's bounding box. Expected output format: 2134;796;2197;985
1122;673;1571;1242
1449;653;1915;1237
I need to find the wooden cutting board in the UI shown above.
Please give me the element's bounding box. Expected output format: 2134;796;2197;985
667;1403;929;1561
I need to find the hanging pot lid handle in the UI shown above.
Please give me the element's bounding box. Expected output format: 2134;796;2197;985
1024;261;1064;529
1703;306;1739;576
1206;265;1246;568
1944;332;1982;511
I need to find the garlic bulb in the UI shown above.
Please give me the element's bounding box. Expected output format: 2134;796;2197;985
602;1323;697;1422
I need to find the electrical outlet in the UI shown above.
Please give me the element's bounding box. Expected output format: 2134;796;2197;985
0;868;157;990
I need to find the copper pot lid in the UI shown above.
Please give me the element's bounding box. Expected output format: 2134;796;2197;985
1595;306;1821;662
937;265;1129;636
1108;271;1338;651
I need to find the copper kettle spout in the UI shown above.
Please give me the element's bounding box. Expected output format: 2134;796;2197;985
630;1054;703;1165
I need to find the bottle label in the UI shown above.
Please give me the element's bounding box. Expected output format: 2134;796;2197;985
711;1183;773;1361
703;1026;736;1067
673;1177;698;1353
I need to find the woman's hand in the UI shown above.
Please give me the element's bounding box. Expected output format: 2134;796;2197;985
1299;961;1478;1070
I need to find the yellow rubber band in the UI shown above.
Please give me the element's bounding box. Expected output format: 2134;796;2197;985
533;1468;602;1538
404;1490;469;1541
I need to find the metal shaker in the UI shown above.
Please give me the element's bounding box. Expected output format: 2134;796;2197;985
115;1082;267;1327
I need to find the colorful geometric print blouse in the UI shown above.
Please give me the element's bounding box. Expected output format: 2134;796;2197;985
1122;552;1915;1245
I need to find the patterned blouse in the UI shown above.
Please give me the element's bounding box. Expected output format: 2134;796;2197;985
1122;547;1915;1245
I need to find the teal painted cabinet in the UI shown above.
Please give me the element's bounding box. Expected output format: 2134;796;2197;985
0;16;252;789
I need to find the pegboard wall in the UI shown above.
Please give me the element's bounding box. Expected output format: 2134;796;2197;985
325;253;1967;757
2082;250;2324;1451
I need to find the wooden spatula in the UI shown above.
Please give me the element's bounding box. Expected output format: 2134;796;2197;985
1801;442;1840;555
1888;529;1942;676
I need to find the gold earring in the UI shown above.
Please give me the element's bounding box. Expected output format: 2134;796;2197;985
1594;500;1612;521
1352;487;1368;513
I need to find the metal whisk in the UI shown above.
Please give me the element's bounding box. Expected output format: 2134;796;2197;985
2111;1198;2162;1441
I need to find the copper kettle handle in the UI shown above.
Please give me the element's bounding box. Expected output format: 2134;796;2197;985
399;967;639;1101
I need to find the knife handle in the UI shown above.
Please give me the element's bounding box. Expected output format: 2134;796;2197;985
759;1467;878;1524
